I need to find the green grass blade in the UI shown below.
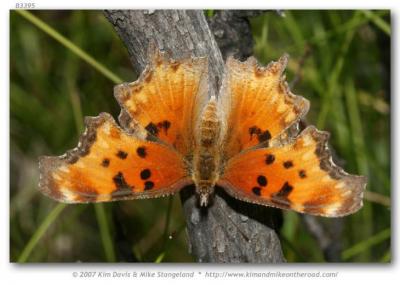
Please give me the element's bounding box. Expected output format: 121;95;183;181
283;11;305;48
16;11;118;262
68;87;84;133
280;234;307;262
380;250;391;262
344;80;369;175
205;10;215;18
153;196;174;263
163;197;173;242
364;190;391;207
317;11;361;129
286;10;389;53
345;79;390;209
94;204;116;262
154;222;186;263
342;228;391;260
16;10;123;84
361;10;391;36
17;204;66;262
368;160;391;190
154;252;166;263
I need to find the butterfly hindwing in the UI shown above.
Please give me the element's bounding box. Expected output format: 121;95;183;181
39;113;190;203
114;49;208;157
219;55;309;159
219;126;366;217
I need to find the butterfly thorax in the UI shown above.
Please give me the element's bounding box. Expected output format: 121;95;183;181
192;97;222;206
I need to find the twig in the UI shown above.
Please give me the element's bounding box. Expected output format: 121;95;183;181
104;10;285;263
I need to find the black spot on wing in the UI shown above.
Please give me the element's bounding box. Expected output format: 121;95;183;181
158;120;171;135
145;122;159;136
249;126;259;140
252;187;261;196
270;182;293;208
146;120;171;137
265;154;275;165
101;158;110;167
257;175;268;187
274;182;293;198
248;126;271;144
113;172;131;190
116;150;128;159
140;169;151;180
258;130;271;143
136;146;147;158
283;160;294;169
299;170;307;178
144;181;154;190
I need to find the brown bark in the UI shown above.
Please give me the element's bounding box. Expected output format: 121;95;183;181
104;9;285;263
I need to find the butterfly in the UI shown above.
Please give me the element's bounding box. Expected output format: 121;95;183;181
38;49;366;217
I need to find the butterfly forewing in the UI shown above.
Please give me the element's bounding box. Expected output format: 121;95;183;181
219;55;309;160
114;50;208;157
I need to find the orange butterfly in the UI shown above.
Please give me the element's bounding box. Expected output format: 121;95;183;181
39;49;366;217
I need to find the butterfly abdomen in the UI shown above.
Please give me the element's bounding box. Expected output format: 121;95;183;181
193;97;222;206
198;98;219;147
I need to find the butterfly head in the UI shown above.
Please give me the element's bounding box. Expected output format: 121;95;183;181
199;193;210;207
196;181;215;207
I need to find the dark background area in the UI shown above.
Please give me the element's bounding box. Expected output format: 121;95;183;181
10;10;390;262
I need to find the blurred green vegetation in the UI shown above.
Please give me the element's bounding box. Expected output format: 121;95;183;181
10;10;390;262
